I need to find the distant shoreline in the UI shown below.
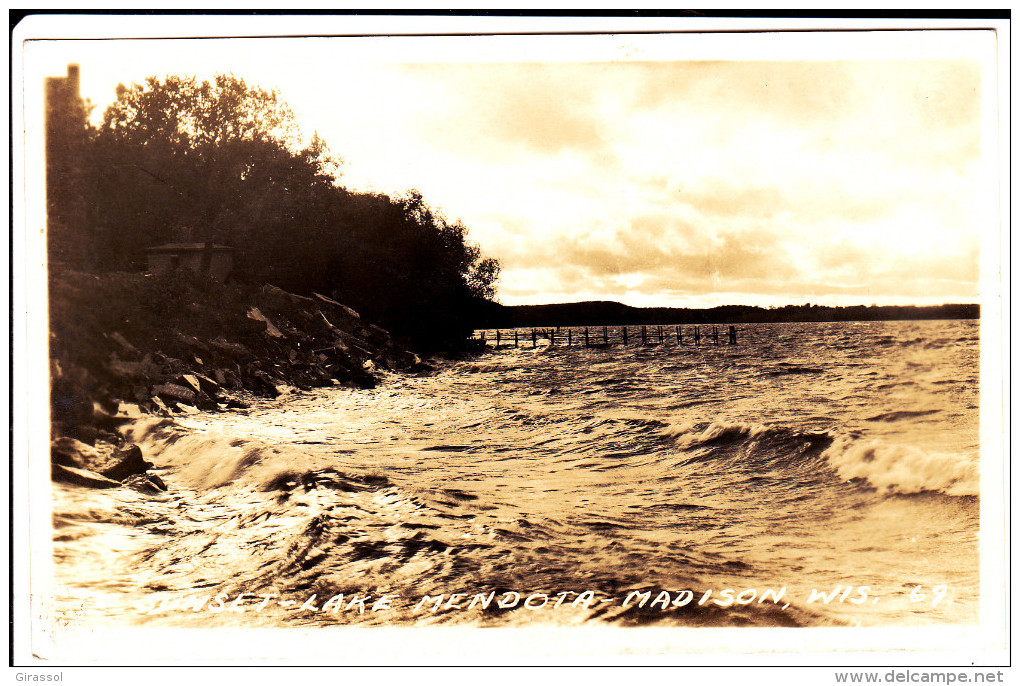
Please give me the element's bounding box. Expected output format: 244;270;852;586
482;301;979;328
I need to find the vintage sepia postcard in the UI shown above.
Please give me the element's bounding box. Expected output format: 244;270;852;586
11;14;1010;672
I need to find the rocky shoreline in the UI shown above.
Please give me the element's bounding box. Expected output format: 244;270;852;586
49;270;438;495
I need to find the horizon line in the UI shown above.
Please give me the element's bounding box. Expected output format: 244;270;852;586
499;300;980;309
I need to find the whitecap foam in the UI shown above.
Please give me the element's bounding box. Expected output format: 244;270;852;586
822;435;978;496
663;420;770;449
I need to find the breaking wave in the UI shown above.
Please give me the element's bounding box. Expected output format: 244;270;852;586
51;319;982;630
823;435;978;496
664;420;978;496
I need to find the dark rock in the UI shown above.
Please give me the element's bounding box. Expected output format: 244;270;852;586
51;437;96;468
251;371;281;398
212;368;243;390
247;307;285;338
149;396;173;416
51;372;95;430
91;402;133;433
192;391;218;411
260;283;315;308
153;382;196;404
176;375;216;401
409;360;436;375
153;354;188;375
366;323;392;345
312;292;362;323
51;450;83;469
109;332;138;355
350;370;376;389
52;463;121;489
107;358;148;379
315;310;339;335
177;374;203;395
98;444;152;481
123;473;167;493
192;373;220;395
172;330;210;351
223;396;250;409
210;338;251;358
64;424;120;446
336;330;373;355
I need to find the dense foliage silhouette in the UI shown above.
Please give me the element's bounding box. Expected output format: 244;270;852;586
65;74;500;350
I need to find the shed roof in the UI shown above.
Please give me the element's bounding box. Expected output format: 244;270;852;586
145;243;234;253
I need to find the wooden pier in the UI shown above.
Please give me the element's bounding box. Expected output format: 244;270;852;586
475;324;740;349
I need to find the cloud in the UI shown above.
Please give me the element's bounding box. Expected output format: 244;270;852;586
47;33;991;310
399;63;616;160
446;60;985;307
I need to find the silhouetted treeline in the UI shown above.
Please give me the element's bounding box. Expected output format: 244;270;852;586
481;301;980;328
51;74;500;351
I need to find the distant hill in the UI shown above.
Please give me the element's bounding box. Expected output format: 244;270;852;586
476;301;980;328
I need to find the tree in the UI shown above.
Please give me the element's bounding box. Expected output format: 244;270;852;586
80;72;499;350
87;74;337;266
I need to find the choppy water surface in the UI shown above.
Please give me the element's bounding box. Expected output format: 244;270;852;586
51;320;980;628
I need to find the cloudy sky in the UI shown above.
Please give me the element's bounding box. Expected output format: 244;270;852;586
24;25;998;307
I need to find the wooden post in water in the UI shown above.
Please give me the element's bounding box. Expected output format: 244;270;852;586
584;327;590;348
694;326;701;345
514;330;519;347
712;326;719;345
567;329;572;346
622;327;628;344
603;326;609;345
658;325;663;344
641;325;647;344
676;325;682;344
532;329;537;347
481;330;487;347
728;325;737;345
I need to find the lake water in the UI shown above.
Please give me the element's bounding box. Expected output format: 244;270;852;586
50;320;981;628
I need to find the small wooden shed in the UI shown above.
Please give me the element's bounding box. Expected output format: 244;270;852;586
145;242;234;281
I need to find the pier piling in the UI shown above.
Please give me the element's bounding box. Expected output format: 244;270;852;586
479;322;745;352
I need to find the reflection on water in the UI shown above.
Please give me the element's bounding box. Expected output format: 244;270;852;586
51;320;980;627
